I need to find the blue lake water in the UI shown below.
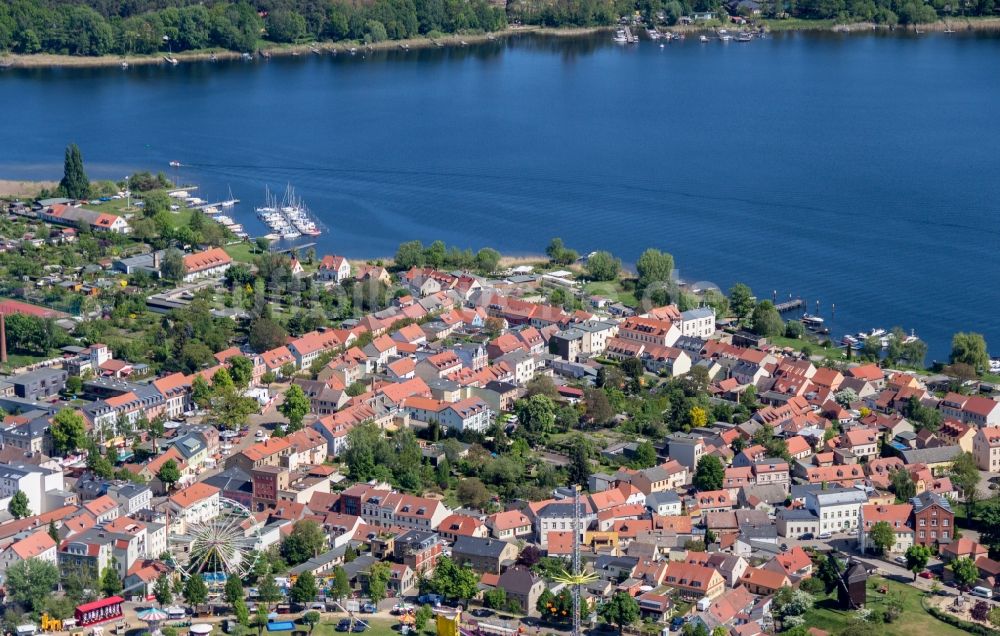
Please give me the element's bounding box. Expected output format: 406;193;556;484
1;30;998;360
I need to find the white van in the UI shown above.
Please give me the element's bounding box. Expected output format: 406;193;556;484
971;586;993;599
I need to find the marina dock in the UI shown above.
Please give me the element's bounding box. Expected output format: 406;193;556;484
192;199;239;211
774;298;804;313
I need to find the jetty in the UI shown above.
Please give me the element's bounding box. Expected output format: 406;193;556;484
774;298;804;313
191;199;239;211
624;27;638;43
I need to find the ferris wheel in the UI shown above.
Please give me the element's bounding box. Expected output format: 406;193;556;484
167;497;261;581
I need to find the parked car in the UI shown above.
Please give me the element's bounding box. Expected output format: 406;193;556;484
336;620;352;632
417;594;442;607
894;556;907;565
360;603;377;614
352;623;368;633
670;617;685;631
800;533;813;540
818;532;832;540
918;570;935;579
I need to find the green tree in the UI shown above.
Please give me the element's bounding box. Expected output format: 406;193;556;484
483;588;507;609
632;441;657;469
278;384;311;432
48;520;59;543
584;386;614;425
65;375;83;396
599;591;640;633
161;248;186;282
951;556;980;587
212;384;259;431
904;544;932;580
267;9;307;42
750;300;784;337
475;248;501;274
693;455;724;491
229;356;254;388
867;521;896;555
290;570;318;603
950;332;989;374
257;574;283;608
456;477;491;509
979;500;1000;554
157;459;181;490
514;394;556;440
8;490;31;519
192;374;213;408
395;240;425;270
428;556;478;602
59;144;90;199
249;316;288;352
951;451;981;520
367;561;391;604
234;598;250;626
728;283;755;326
566;437;591;487
636;247;674;297
545;238;578;265
415;605;433;630
225;572;244;605
51;408;87;455
184;572;209;608
585;251;621;281
331;566;351;600
7;558;60;610
302;611;321;634
100;562;123;596
281;520;327;565
890;468;916;501
154;573;173;606
253;604;269;636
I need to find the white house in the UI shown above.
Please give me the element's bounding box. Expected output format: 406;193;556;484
165;483;220;533
182;247;232;282
805;488;868;535
0;463;64;517
402;396;494;433
0;528;57;575
318;255;351;283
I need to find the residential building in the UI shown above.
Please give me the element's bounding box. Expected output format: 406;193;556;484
910;491;954;548
974;426;1000;472
497;566;545;615
805;487;868;535
182;247;232;281
451;536;518;574
858;504;913;554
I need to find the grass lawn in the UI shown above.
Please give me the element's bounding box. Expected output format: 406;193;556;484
762;18;836;30
768;335;847;361
803;577;965;636
583;281;637;307
225;242;268;263
2;350;59;371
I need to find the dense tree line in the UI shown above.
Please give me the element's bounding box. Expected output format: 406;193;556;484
0;0;506;55
1;0;990;57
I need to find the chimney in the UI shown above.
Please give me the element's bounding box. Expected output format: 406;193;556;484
1;313;6;364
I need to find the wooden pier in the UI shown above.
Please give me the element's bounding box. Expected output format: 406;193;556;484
774;298;804;313
190;199;239;211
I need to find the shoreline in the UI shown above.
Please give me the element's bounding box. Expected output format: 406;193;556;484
0;26;608;70
2;17;999;69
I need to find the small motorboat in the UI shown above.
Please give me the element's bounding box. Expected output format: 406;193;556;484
169;161;182;168
700;35;709;42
